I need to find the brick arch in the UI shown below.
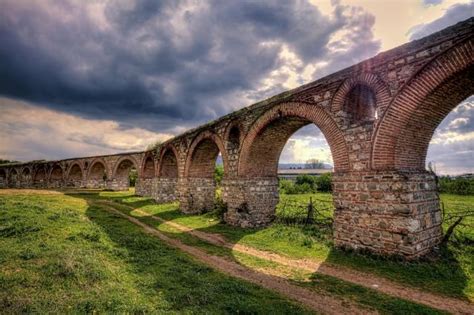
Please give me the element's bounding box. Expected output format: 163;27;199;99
239;102;349;177
140;152;156;178
158;144;180;178
49;164;64;180
331;73;391;115
33;166;47;184
113;156;138;179
372;38;474;170
184;131;229;178
21;166;32;184
8;168;19;186
67;162;83;181
224;120;244;150
88;159;107;180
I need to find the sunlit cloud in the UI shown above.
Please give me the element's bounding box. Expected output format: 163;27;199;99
0;98;172;161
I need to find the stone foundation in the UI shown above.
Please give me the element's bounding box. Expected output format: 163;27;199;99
136;177;153;197
222;177;278;228
179;177;215;214
153;178;178;203
108;178;129;191
333;170;443;258
85;179;108;189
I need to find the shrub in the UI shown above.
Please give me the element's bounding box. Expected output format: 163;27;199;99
279;174;333;194
315;173;332;192
438;176;474;195
214;165;224;186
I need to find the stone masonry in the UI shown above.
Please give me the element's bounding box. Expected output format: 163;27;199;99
1;18;473;258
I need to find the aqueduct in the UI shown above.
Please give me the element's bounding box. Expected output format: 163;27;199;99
1;18;472;258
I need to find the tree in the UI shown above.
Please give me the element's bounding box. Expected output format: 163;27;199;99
305;159;324;169
214;165;224;186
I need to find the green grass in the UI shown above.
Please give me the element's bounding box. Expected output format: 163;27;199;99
100;197;447;314
0;192;312;314
93;190;473;301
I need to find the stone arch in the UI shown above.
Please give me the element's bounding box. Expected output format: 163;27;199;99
113;156;138;179
224;121;243;150
8;168;19;187
0;169;6;187
239;102;349;177
184;131;229;178
21;167;32;185
49;164;64;187
67;163;83;187
331;73;391;118
112;156;138;190
88;159;107;180
141;153;156;179
33;167;47;186
372;38;474;170
158;145;180;178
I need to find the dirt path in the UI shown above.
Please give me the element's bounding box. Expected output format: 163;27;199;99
100;204;372;315
112;203;473;315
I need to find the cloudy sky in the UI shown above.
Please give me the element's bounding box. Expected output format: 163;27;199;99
0;0;472;175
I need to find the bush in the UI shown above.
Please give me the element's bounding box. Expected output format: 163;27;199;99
315;173;332;192
438;176;474;195
214;165;224;186
279;174;332;194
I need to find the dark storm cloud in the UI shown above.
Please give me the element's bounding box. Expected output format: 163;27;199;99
408;2;474;40
0;0;380;132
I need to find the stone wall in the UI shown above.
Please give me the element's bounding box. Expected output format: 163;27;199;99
222;177;278;228
179;177;215;213
332;171;442;257
152;178;178;203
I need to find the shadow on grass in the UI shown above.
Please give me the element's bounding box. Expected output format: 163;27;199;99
63;191;312;314
65;189;471;306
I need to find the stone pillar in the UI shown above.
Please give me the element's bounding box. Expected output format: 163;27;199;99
179;177;215;214
108;178;129;191
222;177;278;228
332;170;442;258
135;177;153;197
153;177;178;203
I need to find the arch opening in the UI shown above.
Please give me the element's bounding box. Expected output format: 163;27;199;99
114;159;137;191
50;165;63;187
21;168;31;186
231;105;343;228
8;169;19;187
159;148;178;178
344;84;376;122
394;65;474;171
182;135;226;214
88;161;107;188
34;168;47;186
426;96;474;177
188;138;221;178
142;156;155;179
68;164;83;187
242;117;318;177
0;169;6;187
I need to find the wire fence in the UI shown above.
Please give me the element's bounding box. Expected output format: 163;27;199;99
275;196;333;227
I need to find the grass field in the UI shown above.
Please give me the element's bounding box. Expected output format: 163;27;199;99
1;189;472;314
0;191;311;313
101;190;473;301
